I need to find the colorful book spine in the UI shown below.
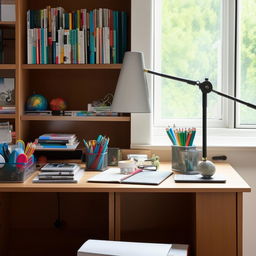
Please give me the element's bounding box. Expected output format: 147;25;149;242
27;6;128;64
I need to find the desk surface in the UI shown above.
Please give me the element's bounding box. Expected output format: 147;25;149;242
0;163;251;193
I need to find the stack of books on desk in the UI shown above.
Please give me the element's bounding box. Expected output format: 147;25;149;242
33;163;84;183
36;133;79;150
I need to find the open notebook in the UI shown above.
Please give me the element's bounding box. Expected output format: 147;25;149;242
87;168;172;185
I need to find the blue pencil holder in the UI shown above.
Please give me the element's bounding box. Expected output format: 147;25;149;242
85;151;108;171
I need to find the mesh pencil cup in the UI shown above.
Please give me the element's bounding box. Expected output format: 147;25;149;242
171;145;199;174
85;151;108;171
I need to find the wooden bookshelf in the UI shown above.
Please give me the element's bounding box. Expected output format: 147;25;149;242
22;64;122;70
21;115;131;122
0;64;16;69
0;114;16;119
0;21;16;27
10;0;132;148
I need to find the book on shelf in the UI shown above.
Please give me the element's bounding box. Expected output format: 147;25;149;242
87;168;173;185
36;141;79;150
36;133;79;150
27;6;128;64
0;78;15;112
38;133;76;141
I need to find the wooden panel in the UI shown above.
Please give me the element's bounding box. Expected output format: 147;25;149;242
115;192;121;241
8;192;109;256
119;193;195;248
0;27;15;64
237;193;243;256
0;64;16;70
196;193;237;256
0;193;11;255
108;192;115;240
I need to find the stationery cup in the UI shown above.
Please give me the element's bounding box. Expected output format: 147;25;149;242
172;145;199;174
85;151;108;171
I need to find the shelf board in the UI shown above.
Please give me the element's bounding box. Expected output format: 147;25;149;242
0;64;16;69
22;64;122;70
21;115;131;122
0;21;15;27
0;114;16;119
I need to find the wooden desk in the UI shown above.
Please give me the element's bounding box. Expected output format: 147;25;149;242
0;163;250;256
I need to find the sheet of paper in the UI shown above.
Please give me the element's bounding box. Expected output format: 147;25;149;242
78;240;172;256
87;168;128;183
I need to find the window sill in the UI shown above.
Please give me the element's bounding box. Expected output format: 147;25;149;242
132;128;256;149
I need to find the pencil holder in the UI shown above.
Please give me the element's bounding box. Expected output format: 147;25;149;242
85;151;108;171
172;146;199;174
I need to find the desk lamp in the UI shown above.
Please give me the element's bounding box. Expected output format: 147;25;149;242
112;52;256;178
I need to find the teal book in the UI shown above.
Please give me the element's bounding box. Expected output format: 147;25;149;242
41;28;44;64
113;11;119;63
89;10;95;64
121;12;127;63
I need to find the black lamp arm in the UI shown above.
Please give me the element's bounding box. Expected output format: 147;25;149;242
145;69;199;86
145;69;256;111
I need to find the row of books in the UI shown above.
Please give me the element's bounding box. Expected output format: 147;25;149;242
27;6;128;64
36;133;79;150
33;163;83;183
25;110;118;116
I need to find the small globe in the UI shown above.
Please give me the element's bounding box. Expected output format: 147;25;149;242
50;98;67;111
26;94;48;111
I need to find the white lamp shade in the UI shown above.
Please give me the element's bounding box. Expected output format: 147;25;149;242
111;52;151;113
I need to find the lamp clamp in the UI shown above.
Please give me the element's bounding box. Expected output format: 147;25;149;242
199;78;213;94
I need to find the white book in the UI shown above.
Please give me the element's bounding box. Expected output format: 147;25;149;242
77;240;188;256
78;30;85;64
103;27;110;64
64;30;71;64
27;29;33;64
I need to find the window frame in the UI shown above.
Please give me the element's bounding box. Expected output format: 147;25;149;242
152;0;236;129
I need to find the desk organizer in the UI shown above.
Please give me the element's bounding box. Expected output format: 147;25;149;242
85;151;108;171
0;160;36;183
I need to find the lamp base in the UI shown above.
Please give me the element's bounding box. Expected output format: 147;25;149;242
198;160;216;178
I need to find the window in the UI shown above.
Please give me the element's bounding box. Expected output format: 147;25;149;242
237;0;256;127
153;0;256;129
